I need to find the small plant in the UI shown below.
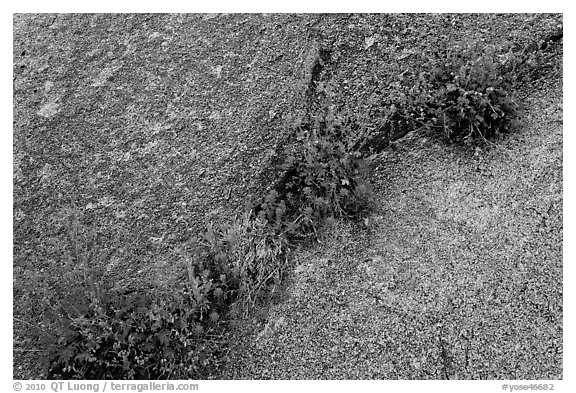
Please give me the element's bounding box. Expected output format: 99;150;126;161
419;40;522;143
360;39;530;148
45;236;230;379
48;283;224;379
197;211;289;310
283;128;372;222
35;212;224;379
257;84;375;239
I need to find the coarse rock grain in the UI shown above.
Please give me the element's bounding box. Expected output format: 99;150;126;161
13;13;563;379
13;13;321;378
13;13;321;286
221;79;562;380
309;13;562;120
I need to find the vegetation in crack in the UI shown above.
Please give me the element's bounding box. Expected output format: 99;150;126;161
44;32;561;379
355;31;562;152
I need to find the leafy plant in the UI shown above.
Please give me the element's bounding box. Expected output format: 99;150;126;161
257;84;375;239
283;129;372;222
48;283;223;379
44;233;229;379
419;40;522;143
359;39;533;148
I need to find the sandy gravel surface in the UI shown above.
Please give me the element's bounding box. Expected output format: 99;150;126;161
222;79;562;379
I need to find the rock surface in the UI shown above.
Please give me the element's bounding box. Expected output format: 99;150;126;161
13;13;321;378
13;13;321;289
13;13;562;379
222;79;562;379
